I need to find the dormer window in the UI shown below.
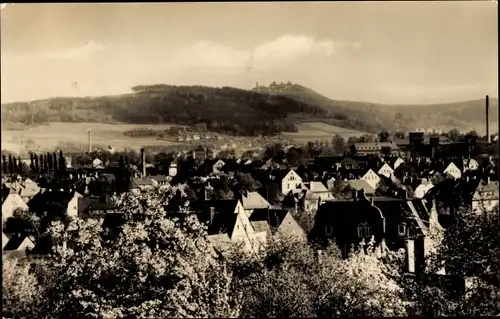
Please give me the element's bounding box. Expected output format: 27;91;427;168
398;223;407;236
325;225;333;236
357;222;372;238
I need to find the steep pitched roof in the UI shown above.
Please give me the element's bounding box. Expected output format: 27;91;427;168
28;190;79;212
346;180;376;194
250;221;270;233
167;211;239;236
304;181;329;193
240;191;271;210
3;234;35;251
249;209;289;229
187;200;240;214
474;179;500;200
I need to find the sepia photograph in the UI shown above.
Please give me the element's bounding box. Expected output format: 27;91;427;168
1;2;498;318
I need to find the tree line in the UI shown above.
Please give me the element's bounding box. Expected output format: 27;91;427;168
1;152;67;175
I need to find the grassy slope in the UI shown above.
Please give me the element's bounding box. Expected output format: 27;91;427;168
255;82;498;134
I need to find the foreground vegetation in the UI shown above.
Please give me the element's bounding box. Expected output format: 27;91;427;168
3;189;498;318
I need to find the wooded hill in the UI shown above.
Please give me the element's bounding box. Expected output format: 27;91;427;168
2;83;496;137
255;82;498;134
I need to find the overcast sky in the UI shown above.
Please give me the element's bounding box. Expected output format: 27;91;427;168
1;2;497;104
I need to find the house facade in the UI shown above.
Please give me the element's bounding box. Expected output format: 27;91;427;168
472;179;499;213
2;193;29;223
443;162;462;180
378;163;394;178
310;190;437;273
360;169;381;189
280;169;303;195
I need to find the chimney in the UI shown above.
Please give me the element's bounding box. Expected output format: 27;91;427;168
351;189;358;201
209;206;215;224
88;129;92;153
406;239;415;273
141;148;146;177
486;95;490;144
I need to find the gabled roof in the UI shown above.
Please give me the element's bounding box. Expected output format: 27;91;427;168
186;200;240;215
240;191;271;210
378;163;394;172
346;180;376;194
474;179;500;199
249;209;289;229
3;234;35;251
28;190;80;212
167;211;239;236
303;181;329;193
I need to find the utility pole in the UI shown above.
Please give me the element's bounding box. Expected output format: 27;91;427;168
30;101;35;125
88;129;92;153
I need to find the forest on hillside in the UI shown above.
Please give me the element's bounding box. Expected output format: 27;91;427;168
0;84;385;137
255;82;498;134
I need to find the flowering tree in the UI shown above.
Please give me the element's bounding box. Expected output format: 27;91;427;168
428;204;500;316
37;188;242;318
2;257;43;318
227;233;409;317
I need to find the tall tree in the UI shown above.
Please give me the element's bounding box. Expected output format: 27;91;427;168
29;153;35;172
379;131;390;142
53;153;59;173
12;156;18;174
34;154;40;172
58;151;66;175
8;154;14;174
47;152;53;171
331;134;346;155
17;156;23;173
446;128;461;142
2;154;7;174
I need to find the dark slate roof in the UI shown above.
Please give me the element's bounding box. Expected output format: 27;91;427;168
78;197;116;218
249;209;289;229
28;190;79;213
3;234;35;251
166;211;238;236
185;200;239;214
78;197;101;219
269;169;291;181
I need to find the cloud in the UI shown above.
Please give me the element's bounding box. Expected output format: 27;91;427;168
169;34;360;71
3;40;104;64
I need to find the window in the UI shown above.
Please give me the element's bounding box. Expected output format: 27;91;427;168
325;225;333;236
398;223;406;236
357;225;364;237
357;222;372;238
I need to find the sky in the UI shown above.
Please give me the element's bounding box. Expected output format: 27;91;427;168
1;2;497;104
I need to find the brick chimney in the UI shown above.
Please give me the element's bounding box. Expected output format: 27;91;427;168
209;206;215;224
141;148;146;177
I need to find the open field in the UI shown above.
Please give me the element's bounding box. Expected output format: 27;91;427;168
282;121;371;143
1;122;187;155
